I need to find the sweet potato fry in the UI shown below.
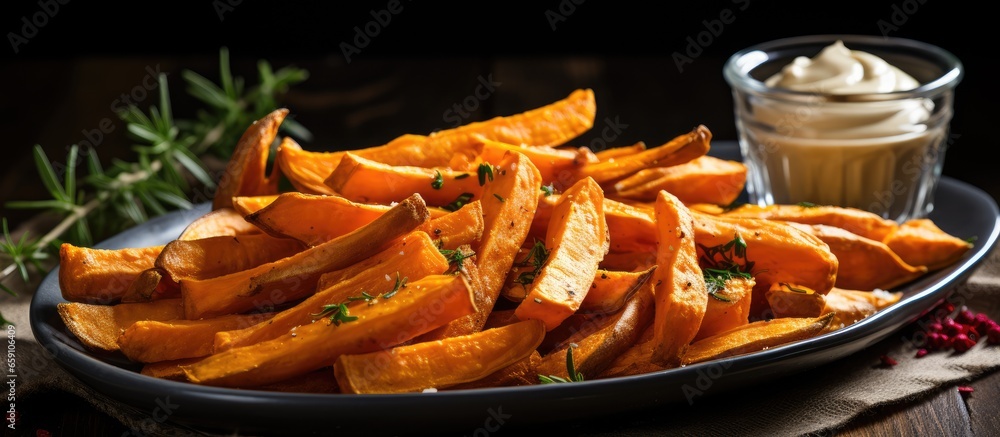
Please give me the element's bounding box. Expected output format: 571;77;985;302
181;273;476;388
592;142;647;161
695;275;755;342
577;267;656;315
515;177;609;331
324;152;485;207
141;357;202;380
681;312;836;366
334;319;545;394
215;230;450;350
156;233;306;282
596;325;664;378
231;195;280;216
419;88;596;165
883;218;973;271
821;287;902;331
57;299;184;351
274;137;338;195
787;222;927;290
118;312;274;363
477;138;593;188
417;200;484;250
181;193;430;319
691;210;839;320
424;151;542;338
177;207;262;241
448;350;542;390
532;195;657;254
649;190;707;367
58;243;165;303
719;203;900;242
610;155;747;205
119;267;178;303
764;282;827;319
537;277;655;380
571;124;711;185
244;192;394;247
213;108;286;209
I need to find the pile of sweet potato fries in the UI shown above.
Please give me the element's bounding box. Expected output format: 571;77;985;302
56;89;973;393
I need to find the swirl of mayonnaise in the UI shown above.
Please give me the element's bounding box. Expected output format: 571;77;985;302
764;40;920;94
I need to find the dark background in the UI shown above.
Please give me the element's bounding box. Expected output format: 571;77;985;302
1;1;997;229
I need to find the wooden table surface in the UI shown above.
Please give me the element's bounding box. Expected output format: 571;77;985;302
3;4;999;432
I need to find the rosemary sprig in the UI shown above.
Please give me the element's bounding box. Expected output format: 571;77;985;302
180;47;312;158
539;343;584;383
0;48;310;328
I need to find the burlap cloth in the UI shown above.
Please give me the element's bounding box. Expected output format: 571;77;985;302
3;220;999;437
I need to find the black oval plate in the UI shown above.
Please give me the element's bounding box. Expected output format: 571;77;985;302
30;148;1000;437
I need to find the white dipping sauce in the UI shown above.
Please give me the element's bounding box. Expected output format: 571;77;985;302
745;40;945;221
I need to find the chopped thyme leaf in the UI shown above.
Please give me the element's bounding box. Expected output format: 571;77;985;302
797;201;819;208
541;183;556;197
493;193;505;203
514;239;549;286
454;173;470;180
699;232;754;299
431;170;444;189
443;193;474;211
477;163;494;186
312;303;358;326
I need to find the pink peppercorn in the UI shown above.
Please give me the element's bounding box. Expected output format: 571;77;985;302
952;333;976;353
987;324;1000;344
957;309;976;325
915;349;929;358
973;313;992;331
943;318;963;336
880;355;898;366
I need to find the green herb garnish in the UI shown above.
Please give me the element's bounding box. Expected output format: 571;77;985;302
0;48;310;328
313;303;358;326
477;163;494;186
541;183;556;197
514;239;549;286
539;343;584;383
699;233;754;302
443;193;474;212
431;171;444;189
